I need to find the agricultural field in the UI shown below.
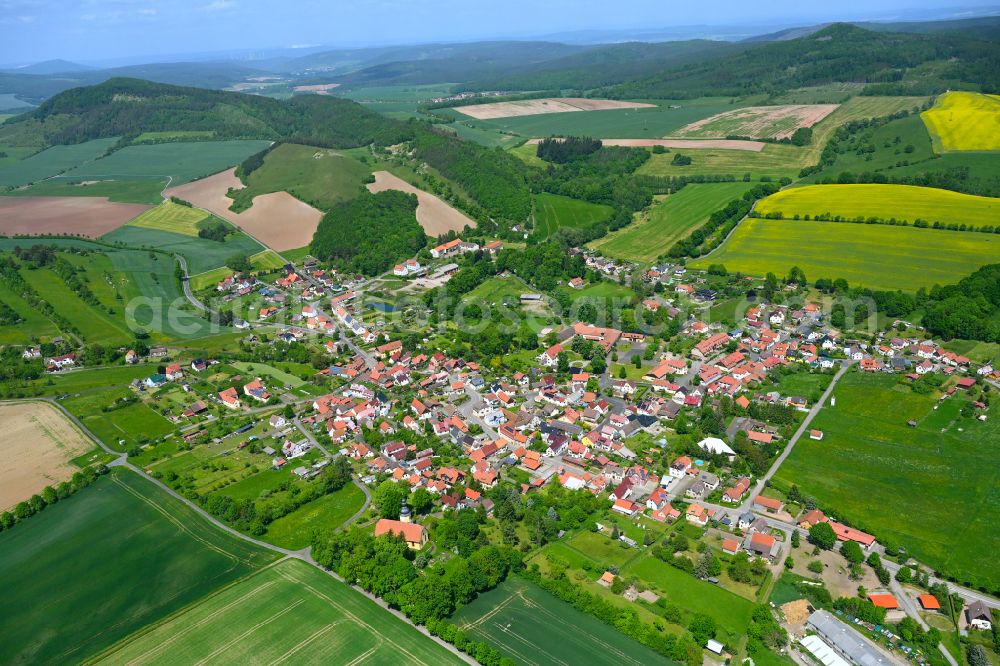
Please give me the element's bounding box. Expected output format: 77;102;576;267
452;97;655;120
165;169;323;251
486;98;737;140
693;218;1000;290
132;130;216;143
96;558;464;665
61;388;175;452
4;177;167;204
368;170;475;236
0;195;150;237
591;182;754;262
0;137;118;187
128;200;213;236
775;371;1000;591
533;192;613;239
0;401;95;511
638;96;927;179
103;224;266;276
921;91;1000;152
674;104;839;140
756;184;1000;227
58;140;272;186
187;249;286;291
229;143;371;212
0;469;278;664
262;482;366;549
452;576;674;666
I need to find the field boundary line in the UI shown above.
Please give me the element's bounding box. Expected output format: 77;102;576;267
190;599;305;666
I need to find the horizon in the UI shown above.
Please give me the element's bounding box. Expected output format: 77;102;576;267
2;0;999;66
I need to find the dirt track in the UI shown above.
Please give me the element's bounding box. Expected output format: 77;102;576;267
367;171;475;236
165;169;323;251
526;138;765;152
0;196;151;237
454;97;655;120
0;402;95;511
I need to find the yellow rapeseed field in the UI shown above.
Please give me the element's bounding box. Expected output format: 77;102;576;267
921;91;1000;152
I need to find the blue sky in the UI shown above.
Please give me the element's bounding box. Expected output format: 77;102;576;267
1;0;997;64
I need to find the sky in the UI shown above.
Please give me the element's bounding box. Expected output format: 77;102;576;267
1;0;998;64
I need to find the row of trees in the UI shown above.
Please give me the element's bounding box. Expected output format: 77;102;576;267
0;465;108;532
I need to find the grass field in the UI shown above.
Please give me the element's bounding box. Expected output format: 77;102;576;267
626;556;756;643
128;200;211;236
0;137;119;187
452;576;675;666
921;91;1000;152
62;388;175;451
103;225;266;276
533;192;613;239
263;482;366;549
775;371;1000;591
591;182;754;262
229;143;371;212
638;96;927;179
58;140;272;186
0;469;277;664
231;361;306;388
756;184;1000;227
693;218;1000;290
4;178;167;204
187;249;286;291
133;130;216;143
97;558;464;665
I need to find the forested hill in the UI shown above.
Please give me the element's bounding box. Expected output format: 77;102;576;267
2;77;409;148
600;23;1000;98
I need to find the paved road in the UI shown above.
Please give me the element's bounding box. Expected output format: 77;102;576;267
175;254;210;313
337;477;372;531
292;417;334;458
16;397;473;664
739;360;855;513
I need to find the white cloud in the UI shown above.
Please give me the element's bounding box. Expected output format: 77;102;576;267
202;0;236;11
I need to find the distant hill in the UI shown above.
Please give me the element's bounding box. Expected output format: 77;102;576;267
6;59;94;75
0;77;407;148
602;23;1000;99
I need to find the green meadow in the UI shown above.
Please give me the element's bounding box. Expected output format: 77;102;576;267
533;192;614;239
775;371;1000;591
591;182;754;262
693;218;1000;290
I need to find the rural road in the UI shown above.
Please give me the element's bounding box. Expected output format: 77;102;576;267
17;397;474;664
739;360;855;513
175;254;210;313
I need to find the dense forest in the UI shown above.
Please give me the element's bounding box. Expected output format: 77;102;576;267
603;24;1000;99
921;264;1000;342
310;190;426;275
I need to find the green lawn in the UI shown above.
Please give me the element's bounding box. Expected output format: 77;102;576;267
692;218;1000;290
775;371;1000;591
591;182;754;262
533;192;613;239
452;576;676;666
230;361;306;388
626;555;756;643
0;469;277;665
62;388;175;451
228;143;371;212
0;137;119;187
565;530;640;568
263;482;366;549
96;558;464;665
58;140;272;186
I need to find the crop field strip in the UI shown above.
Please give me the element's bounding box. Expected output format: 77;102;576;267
97;558;464;665
128;200;213;236
590;182;754;262
775;372;1000;591
102;224;267;276
691;217;1000;291
0;468;277;665
0;137;119;187
452;577;675;666
921;91;1000;152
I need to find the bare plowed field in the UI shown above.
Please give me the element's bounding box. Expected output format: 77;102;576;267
455;97;656;120
165;169;323;251
526;138;765;151
676;104;839;140
0;401;94;510
367;171;475;235
0;196;151;237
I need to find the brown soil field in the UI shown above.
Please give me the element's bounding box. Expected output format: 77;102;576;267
675;104;839;140
0;196;151;237
0;401;95;511
367;171;475;236
454;97;656;120
525;138;765;152
165;169;323;251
